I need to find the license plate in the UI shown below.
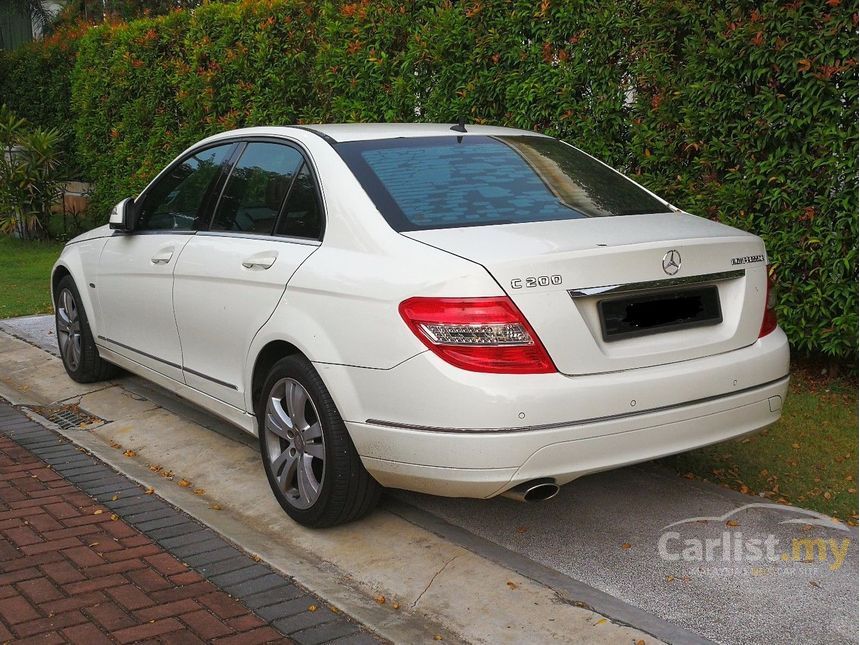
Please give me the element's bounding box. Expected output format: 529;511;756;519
598;285;722;342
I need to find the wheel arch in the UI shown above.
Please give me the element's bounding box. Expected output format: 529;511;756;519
249;340;304;416
51;245;102;339
50;263;72;306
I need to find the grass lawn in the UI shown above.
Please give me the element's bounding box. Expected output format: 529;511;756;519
660;370;858;524
0;237;64;319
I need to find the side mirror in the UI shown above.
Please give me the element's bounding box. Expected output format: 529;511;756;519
109;197;135;231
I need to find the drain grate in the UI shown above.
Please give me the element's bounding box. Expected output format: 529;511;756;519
26;404;105;430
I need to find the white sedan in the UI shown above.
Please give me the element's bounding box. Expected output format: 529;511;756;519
52;123;789;527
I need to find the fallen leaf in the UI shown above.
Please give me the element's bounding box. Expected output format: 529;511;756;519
637;640;646;645
88;542;99;547
595;618;607;625
93;509;103;515
374;595;386;605
111;495;118;501
622;543;632;550
149;464;162;473
683;472;695;480
307;604;318;612
122;449;136;458
515;526;527;534
666;575;675;583
209;503;222;511
391;602;400;610
177;479;191;488
433;637;443;642
110;441;122;449
726;519;739;527
193;488;205;496
739;484;750;494
251;554;261;562
506;581;518;590
809;580;821;589
110;514;118;521
144;487;154;495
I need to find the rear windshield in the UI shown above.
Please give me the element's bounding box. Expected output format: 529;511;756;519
336;135;668;231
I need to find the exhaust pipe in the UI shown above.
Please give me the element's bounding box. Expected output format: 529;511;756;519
500;478;560;503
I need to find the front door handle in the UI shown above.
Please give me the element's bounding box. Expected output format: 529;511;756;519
151;247;174;264
241;252;278;270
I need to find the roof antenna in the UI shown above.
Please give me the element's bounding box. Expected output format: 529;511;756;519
450;116;467;133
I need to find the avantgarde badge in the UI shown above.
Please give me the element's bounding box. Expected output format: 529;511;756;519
662;249;681;275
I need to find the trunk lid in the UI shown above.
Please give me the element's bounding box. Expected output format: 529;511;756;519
403;212;769;375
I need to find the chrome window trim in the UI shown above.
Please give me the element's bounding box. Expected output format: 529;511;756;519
196;231;321;246
567;269;745;299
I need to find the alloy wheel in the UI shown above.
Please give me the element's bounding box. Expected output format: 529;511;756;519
56;288;82;372
263;377;326;510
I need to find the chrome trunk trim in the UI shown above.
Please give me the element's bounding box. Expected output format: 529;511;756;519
567;269;745;299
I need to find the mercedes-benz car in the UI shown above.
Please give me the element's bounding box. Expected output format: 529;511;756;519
52;123;789;527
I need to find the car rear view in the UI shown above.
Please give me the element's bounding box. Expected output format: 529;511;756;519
331;129;790;499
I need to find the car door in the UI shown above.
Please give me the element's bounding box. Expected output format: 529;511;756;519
96;142;236;381
172;140;322;409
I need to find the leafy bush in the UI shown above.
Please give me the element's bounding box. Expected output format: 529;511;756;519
0;105;65;239
1;0;856;358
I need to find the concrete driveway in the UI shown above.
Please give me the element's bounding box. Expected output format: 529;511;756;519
1;315;857;645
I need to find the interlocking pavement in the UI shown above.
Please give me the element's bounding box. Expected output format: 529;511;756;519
0;403;381;645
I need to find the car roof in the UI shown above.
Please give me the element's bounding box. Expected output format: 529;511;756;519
203;123;550;145
299;123;549;142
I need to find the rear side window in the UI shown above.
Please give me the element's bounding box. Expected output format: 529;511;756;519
211;142;304;233
136;144;234;231
274;163;322;239
336;136;668;231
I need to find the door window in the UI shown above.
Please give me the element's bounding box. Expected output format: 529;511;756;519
274;163;323;239
211;143;304;234
135;144;234;231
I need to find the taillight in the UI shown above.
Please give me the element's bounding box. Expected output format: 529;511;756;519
398;296;556;374
759;268;778;337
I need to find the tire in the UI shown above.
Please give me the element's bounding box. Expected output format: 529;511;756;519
55;275;119;383
257;355;381;527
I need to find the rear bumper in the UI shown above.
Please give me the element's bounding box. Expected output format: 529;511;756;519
348;375;788;497
317;328;790;498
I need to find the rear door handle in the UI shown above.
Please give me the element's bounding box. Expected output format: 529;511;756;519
151;247;174;264
242;252;278;270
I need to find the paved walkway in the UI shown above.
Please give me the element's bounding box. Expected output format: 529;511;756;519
0;403;379;644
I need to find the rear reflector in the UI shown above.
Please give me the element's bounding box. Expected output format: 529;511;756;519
759;268;778;338
399;297;556;374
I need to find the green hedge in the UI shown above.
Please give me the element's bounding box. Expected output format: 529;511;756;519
0;29;80;175
1;0;856;358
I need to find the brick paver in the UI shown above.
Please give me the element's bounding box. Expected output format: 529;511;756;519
0;404;376;644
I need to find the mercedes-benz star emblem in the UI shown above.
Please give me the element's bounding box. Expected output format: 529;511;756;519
662;249;681;275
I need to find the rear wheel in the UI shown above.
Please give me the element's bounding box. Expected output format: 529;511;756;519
55;276;118;383
257;355;380;527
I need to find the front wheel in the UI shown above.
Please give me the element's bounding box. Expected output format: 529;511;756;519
55;276;118;383
257;355;380;527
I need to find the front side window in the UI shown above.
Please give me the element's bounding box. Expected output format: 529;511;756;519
336;136;669;231
211;142;304;234
136;144;234;231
